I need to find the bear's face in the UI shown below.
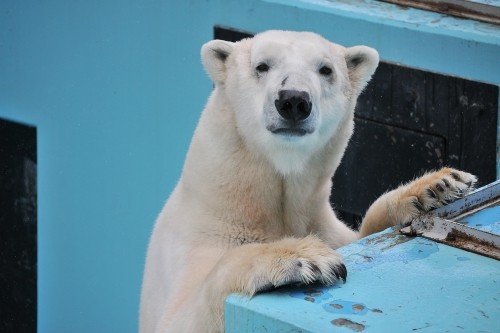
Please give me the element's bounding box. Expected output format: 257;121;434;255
250;32;343;139
202;31;378;175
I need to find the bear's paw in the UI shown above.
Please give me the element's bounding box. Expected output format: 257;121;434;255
407;167;477;212
254;235;347;292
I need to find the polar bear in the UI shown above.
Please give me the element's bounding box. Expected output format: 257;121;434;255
139;30;476;333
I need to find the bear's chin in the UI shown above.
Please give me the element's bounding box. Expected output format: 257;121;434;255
259;129;322;176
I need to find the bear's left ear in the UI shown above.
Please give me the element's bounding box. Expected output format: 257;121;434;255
201;40;235;85
344;46;379;94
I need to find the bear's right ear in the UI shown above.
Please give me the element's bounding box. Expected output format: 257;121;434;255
201;40;235;84
344;46;379;94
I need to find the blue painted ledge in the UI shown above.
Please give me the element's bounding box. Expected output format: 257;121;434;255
225;228;500;332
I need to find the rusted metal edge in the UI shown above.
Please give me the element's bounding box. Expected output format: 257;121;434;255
401;216;500;260
431;180;500;220
380;0;500;25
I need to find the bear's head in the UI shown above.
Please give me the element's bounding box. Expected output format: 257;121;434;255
201;30;379;175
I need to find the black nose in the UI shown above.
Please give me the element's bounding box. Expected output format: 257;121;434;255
274;90;312;122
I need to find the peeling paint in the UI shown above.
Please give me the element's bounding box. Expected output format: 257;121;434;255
347;229;439;270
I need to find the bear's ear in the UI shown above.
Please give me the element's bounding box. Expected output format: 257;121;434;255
201;40;235;84
344;46;379;93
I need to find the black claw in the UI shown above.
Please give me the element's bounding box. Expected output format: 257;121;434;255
442;178;450;187
332;263;347;283
310;263;320;274
435;184;444;192
412;197;425;211
426;188;437;199
450;172;461;181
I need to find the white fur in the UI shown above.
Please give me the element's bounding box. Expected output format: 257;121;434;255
139;30;476;333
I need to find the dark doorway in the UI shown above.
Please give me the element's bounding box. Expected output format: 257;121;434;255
0;118;37;332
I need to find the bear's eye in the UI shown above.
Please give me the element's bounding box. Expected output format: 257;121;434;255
319;65;333;76
256;63;270;73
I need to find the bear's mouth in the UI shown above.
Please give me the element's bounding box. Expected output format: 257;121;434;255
270;128;308;137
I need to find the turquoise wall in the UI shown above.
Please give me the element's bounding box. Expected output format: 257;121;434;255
1;0;498;332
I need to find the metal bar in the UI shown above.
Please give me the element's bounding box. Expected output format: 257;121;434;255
401;216;500;260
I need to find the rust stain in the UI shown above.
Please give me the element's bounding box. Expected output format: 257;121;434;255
444;229;500;261
331;318;365;332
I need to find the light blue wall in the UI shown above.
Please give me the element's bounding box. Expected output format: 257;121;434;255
1;1;212;332
0;1;498;332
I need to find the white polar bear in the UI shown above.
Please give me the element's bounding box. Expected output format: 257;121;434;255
139;30;476;333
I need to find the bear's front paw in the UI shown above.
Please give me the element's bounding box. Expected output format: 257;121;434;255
409;167;477;212
360;167;477;236
257;235;346;292
387;167;477;227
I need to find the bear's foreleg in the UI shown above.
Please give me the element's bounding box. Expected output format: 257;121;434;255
162;235;346;333
358;167;477;237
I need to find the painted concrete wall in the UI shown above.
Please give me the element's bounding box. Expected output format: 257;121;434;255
1;0;498;332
